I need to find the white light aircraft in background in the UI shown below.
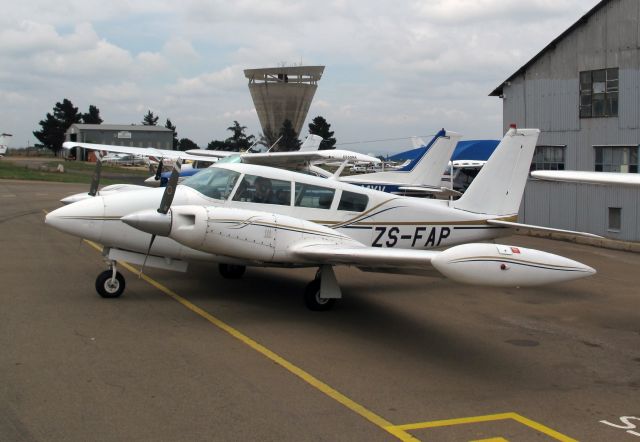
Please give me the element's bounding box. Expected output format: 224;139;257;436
60;135;379;204
0;133;12;156
338;129;462;197
47;127;598;311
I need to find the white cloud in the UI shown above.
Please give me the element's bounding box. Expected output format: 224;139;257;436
0;0;601;148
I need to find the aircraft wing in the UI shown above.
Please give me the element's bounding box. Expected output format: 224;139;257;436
184;149;236;159
239;149;381;168
290;241;439;271
531;170;640;187
288;240;595;286
62;142;212;163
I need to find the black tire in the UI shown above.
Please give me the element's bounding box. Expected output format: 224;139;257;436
219;263;246;279
304;279;336;311
95;270;125;298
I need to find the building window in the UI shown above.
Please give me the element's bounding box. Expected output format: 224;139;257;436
580;68;618;118
608;207;621;231
594;146;638;173
531;145;565;171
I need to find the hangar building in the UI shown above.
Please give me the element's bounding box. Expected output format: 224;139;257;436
65;124;174;161
491;0;640;241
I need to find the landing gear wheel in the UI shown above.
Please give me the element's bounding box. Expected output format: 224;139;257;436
95;270;125;298
219;263;246;279
304;279;336;311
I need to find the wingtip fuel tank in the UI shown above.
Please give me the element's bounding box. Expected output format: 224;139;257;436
431;243;595;287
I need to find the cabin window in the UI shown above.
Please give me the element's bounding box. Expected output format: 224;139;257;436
182;167;240;200
530;145;565;171
232;174;291;205
338;191;368;212
294;183;335;209
579;68;618;118
594;146;638;173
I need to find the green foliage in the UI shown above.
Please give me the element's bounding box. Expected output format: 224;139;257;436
308;116;336;150
207;140;229;150
82;105;103;124
142;110;159;126
276;119;301;152
33;99;82;154
165;118;178;150
225;121;255;151
178;138;198;151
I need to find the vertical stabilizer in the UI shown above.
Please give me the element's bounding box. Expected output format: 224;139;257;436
347;129;460;187
299;134;323;151
452;127;539;216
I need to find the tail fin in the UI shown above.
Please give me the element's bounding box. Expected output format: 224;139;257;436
452;127;539;216
299;134;323;152
349;129;460;187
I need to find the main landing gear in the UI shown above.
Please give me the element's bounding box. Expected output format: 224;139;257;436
304;265;342;311
95;261;125;298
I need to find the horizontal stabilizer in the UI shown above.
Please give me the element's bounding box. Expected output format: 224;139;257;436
486;219;603;239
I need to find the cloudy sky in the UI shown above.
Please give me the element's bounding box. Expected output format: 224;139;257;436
0;0;599;155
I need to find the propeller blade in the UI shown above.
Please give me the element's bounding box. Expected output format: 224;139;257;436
158;159;182;214
88;153;102;196
154;158;164;181
139;234;156;277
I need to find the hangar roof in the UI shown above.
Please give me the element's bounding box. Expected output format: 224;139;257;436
490;0;610;97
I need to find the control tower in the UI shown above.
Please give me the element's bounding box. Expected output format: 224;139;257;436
244;66;324;138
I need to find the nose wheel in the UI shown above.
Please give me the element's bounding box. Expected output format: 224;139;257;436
95;266;125;298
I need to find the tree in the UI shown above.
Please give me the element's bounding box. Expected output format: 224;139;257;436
81;105;103;124
142;110;159;126
165;119;178;150
225;121;255;151
308;116;336;150
207;139;230;150
276;119;301;152
33;98;82;154
178;138;198;151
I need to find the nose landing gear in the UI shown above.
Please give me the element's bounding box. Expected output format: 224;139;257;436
95;262;125;298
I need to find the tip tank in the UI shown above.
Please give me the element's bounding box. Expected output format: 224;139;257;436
431;243;596;287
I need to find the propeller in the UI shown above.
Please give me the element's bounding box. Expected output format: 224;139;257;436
154;158;164;181
88;152;103;196
139;158;182;276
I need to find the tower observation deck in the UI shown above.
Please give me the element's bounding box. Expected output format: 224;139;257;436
244;66;324;139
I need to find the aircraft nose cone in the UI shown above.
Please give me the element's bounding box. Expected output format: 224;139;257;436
121;209;172;236
45;196;105;241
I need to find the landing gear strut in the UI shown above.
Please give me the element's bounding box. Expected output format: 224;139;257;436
219;263;246;279
95;261;125;298
304;265;341;311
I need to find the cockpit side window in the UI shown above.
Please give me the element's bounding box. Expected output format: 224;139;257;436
294;183;335;209
232;174;292;205
181;167;240;200
337;190;368;212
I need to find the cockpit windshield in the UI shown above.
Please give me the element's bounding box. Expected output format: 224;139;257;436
182;167;240;200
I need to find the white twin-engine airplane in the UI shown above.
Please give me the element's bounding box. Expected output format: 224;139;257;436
47;127;597;311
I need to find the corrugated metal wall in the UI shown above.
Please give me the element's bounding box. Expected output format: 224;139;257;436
502;0;640;241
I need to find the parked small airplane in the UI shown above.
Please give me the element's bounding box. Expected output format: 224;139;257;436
0;133;12;156
48;127;597;310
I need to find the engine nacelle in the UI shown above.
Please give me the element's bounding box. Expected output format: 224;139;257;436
168;205;355;264
431;243;596;286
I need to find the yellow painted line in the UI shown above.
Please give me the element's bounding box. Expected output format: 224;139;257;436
392;412;577;442
81;239;418;442
471;438;509;442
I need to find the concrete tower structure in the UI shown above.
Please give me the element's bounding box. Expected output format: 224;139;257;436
244;66;324;139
